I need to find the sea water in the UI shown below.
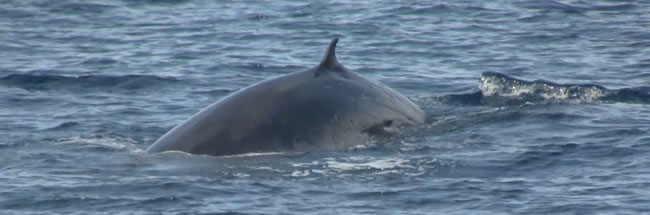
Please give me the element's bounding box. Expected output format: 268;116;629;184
1;0;649;214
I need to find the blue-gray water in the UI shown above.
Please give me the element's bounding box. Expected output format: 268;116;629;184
1;0;650;214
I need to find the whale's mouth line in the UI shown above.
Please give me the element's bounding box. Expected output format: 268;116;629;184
422;72;650;107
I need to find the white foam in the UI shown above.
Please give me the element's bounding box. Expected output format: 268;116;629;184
291;161;319;167
324;157;411;172
232;173;250;178
290;170;311;177
223;152;286;158
250;166;284;173
480;74;610;104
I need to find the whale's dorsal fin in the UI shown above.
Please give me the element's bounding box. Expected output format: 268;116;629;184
319;38;340;70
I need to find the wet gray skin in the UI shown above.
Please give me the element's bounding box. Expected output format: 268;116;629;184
146;38;426;156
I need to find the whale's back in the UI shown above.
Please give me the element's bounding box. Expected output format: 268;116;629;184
146;39;425;156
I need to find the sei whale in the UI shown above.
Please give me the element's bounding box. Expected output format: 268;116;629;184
146;38;426;156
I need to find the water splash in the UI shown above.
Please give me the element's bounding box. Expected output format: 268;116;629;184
480;72;610;105
479;72;649;105
431;72;649;107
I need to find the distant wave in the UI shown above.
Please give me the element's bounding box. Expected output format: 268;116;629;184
518;0;636;14
43;121;80;131
0;73;179;92
433;72;650;106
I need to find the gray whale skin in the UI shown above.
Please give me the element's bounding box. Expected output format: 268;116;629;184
146;38;426;156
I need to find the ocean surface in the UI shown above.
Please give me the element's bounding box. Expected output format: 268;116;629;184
1;0;649;214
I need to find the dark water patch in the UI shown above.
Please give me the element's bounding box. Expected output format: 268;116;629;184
517;14;549;23
246;13;272;21
78;57;120;66
233;33;281;41
519;0;587;14
301;189;334;196
507;143;583;172
618;30;650;41
509;141;643;170
0;8;40;19
627;41;650;49
16;151;72;167
367;39;435;48
43;122;80;131
591;3;637;12
620;71;650;80
0;186;194;213
172;50;214;61
270;21;356;33
1;93;60;107
633;137;650;148
42;2;119;14
430;91;484;106
524;111;591;123
608;87;650;104
458;24;508;33
387;4;453;14
50;34;130;45
345;190;401;200
581;128;647;139
515;33;580;43
191;89;233;97
120;0;193;7
519;0;637;15
0;73;180;92
386;3;499;16
419;108;529;141
0;142;24;150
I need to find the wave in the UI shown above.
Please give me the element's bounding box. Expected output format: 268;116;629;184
0;73;179;92
518;0;635;14
42;121;80;131
432;72;650;106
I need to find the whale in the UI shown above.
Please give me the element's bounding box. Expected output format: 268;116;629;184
146;38;426;156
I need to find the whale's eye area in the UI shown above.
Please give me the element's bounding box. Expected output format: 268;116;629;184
362;120;397;137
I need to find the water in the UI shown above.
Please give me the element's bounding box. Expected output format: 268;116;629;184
1;0;649;214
